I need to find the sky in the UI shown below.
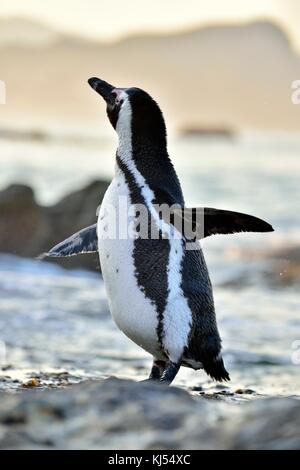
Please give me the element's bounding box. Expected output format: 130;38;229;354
1;0;300;47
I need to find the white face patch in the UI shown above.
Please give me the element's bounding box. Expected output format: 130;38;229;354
112;88;127;106
116;94;132;150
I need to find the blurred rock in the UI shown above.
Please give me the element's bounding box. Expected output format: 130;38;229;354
224;244;300;287
263;245;300;287
0;181;109;271
226;397;300;450
0;184;49;257
0;378;299;449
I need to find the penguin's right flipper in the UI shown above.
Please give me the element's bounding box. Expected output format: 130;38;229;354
38;224;98;259
172;207;274;239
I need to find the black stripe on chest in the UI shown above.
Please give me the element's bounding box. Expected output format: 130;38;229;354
116;154;170;353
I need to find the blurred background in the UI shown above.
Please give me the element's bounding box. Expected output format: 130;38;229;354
0;0;299;395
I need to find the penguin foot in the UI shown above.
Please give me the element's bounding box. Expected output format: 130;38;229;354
140;360;167;382
149;360;167;380
159;361;180;385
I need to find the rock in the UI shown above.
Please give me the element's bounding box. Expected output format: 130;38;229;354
0;180;109;271
0;379;207;449
0;184;50;257
226;398;300;450
225;244;300;287
253;245;300;287
235;388;256;394
0;378;299;449
21;378;41;389
263;245;300;286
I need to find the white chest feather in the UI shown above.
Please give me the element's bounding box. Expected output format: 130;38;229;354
98;171;163;358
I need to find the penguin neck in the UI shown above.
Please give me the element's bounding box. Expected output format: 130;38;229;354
116;99;168;166
115;99;184;206
117;133;169;167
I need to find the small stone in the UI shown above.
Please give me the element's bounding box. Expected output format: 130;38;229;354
22;378;40;388
235;388;256;395
191;385;203;392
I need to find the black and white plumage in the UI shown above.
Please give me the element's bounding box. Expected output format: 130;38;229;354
44;77;274;385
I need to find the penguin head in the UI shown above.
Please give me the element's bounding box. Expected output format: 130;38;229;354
88;77;167;148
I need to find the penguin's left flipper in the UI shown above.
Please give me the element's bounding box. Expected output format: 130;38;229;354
172;207;274;239
38;224;98;259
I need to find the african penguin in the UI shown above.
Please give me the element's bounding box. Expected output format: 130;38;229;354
44;77;274;385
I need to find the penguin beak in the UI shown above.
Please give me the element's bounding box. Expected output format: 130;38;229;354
88;77;115;103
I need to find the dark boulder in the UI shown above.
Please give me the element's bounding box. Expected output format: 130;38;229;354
0;180;109;271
